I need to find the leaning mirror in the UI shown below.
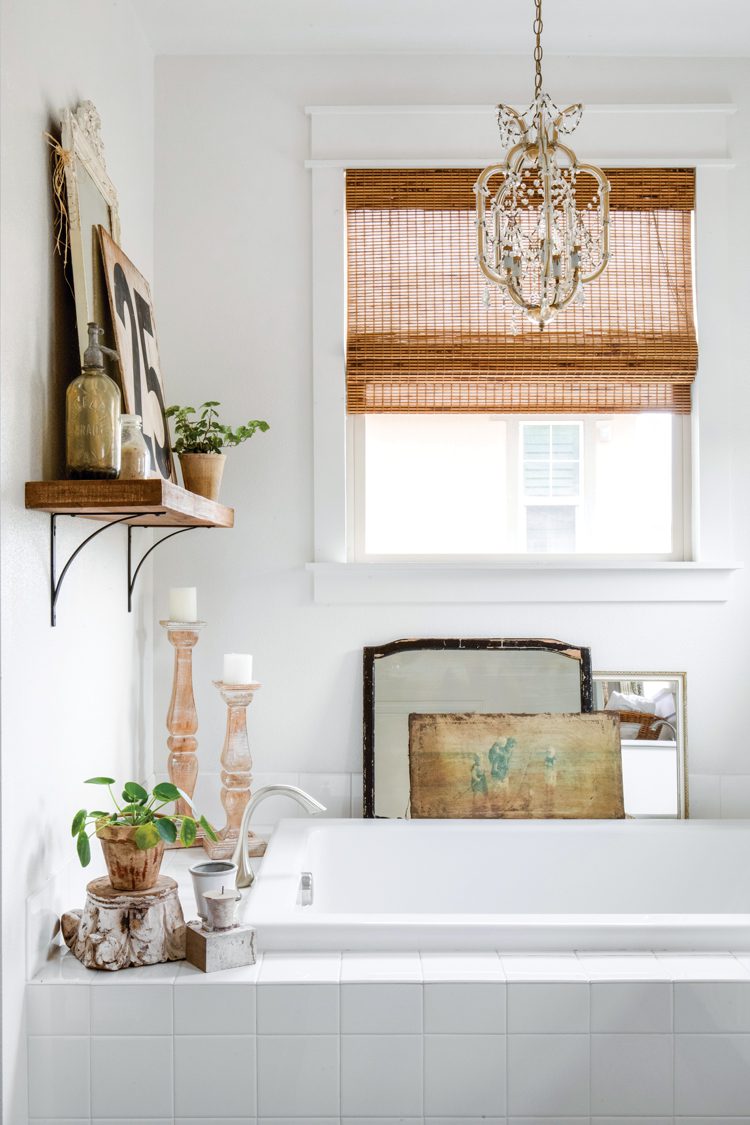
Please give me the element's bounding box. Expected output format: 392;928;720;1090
364;638;592;818
59;101;121;359
594;672;688;818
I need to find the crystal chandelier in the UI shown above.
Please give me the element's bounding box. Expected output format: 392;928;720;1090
474;0;610;329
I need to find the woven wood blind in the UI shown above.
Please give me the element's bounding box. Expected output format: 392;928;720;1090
346;167;697;414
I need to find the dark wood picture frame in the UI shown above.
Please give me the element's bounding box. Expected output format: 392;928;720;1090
362;637;593;818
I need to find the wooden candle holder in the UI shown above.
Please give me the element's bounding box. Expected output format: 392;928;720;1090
160;621;206;837
203;681;264;860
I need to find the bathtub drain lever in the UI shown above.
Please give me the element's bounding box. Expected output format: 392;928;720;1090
298;871;314;906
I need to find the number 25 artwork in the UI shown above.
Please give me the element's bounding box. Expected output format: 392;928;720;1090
98;226;175;482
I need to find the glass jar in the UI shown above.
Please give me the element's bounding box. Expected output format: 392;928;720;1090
119;414;150;480
66;323;121;479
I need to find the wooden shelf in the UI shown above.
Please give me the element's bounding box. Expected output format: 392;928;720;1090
25;479;234;528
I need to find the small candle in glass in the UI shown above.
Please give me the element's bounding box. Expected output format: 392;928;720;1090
223;653;253;684
169;587;198;622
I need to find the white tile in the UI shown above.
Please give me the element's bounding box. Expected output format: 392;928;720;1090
92;1119;173;1124
675;1119;750;1125
349;1119;421;1125
655;951;750;979
721;773;750;816
420;950;504;981
424;1033;505;1117
91;1036;172;1118
591;1033;673;1115
29;1120;90;1125
591;981;672;1032
342;1034;422;1117
32;948;96;984
508;1034;589;1116
688;772;721;817
257;982;338;1033
675;1033;750;1115
177;1119;254;1125
175;1035;255;1118
510;1119;589;1125
174;981;255;1034
508;982;588;1033
424;982;505;1033
341;951;422;982
675;980;750;1031
27;983;90;1035
341;982;422;1033
91;983;172;1035
28;1037;90;1118
258;952;340;982
257;1034;339;1117
299;771;351;817
26;870;67;981
90;960;180;984
431;1119;505;1125
576;952;662;980
176;958;262;984
502;953;586;980
350;772;364;816
593;1119;673;1125
261;1119;336;1125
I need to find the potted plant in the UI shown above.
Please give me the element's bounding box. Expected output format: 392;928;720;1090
166;401;269;501
71;777;217;891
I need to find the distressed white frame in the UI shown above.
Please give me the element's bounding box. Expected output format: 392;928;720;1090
308;104;740;603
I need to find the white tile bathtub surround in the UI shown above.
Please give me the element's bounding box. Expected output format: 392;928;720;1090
720;772;750;816
90;982;173;1035
674;979;750;1030
420;950;504;981
501;953;586;980
258;951;340;982
590;1033;674;1115
424;981;505;1033
576;951;663;979
27;1036;90;1119
91;1035;173;1118
507;1033;590;1116
341;982;422;1033
174;980;256;1034
590;981;672;1031
424;1032;506;1116
654;951;750;979
257;1033;339;1117
688;772;722;817
26;982;90;1035
342;1033;423;1116
507;981;589;1033
340;950;422;981
675;1033;750;1115
257;982;339;1033
174;1035;256;1118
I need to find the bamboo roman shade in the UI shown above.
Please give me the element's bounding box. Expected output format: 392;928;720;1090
345;168;697;414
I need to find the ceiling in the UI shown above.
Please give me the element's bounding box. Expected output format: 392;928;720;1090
132;0;750;57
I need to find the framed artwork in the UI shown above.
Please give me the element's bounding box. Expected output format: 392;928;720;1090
59;101;121;361
99;227;176;482
408;711;624;819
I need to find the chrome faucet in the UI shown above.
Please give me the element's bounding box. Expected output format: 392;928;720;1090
233;785;326;889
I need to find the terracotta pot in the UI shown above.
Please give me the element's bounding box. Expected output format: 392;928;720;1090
96;824;165;891
178;452;226;501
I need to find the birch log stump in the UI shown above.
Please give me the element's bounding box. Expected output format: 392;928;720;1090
61;876;186;971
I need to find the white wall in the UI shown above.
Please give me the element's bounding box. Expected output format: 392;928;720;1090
153;52;750;818
0;2;155;1119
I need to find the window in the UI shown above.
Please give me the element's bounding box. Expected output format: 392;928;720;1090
345;168;697;560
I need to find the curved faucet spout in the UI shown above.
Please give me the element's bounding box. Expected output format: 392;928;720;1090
233;784;326;889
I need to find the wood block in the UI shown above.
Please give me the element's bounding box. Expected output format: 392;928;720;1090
185;920;256;973
61;875;186;971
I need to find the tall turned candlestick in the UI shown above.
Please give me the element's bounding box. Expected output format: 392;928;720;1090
160;620;206;821
203;681;262;860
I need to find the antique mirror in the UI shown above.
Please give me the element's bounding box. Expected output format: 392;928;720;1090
363;638;592;818
60;101;121;360
594;672;688;818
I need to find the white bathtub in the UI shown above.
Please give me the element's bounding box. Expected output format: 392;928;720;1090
244;818;750;951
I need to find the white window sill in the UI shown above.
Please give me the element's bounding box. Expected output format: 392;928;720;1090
306;561;741;605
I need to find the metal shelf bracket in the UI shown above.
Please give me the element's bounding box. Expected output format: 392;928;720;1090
127;525;203;611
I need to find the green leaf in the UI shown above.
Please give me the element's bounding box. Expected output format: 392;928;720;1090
179;816;197;847
199;814;219;842
134;823;161;850
71;809;87;836
152;781;181;803
122;781;148;803
76;831;91;867
156;817;177;843
88;810;109;819
85;776;115;785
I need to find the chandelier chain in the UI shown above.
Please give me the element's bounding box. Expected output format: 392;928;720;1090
533;0;543;99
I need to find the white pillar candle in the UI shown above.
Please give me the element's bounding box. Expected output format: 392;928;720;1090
223;653;253;684
169;586;197;622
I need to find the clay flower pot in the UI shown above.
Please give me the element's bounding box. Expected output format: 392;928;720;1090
96;824;165;891
178;452;226;501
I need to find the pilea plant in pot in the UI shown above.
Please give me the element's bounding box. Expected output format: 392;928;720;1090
166;401;269;502
71;778;218;892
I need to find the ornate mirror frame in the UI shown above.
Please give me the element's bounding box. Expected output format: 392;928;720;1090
60;100;121;359
362;637;593;818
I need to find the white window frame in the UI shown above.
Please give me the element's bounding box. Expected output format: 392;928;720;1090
308;104;740;603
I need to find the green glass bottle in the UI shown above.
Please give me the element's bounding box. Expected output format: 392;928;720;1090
66;322;121;479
